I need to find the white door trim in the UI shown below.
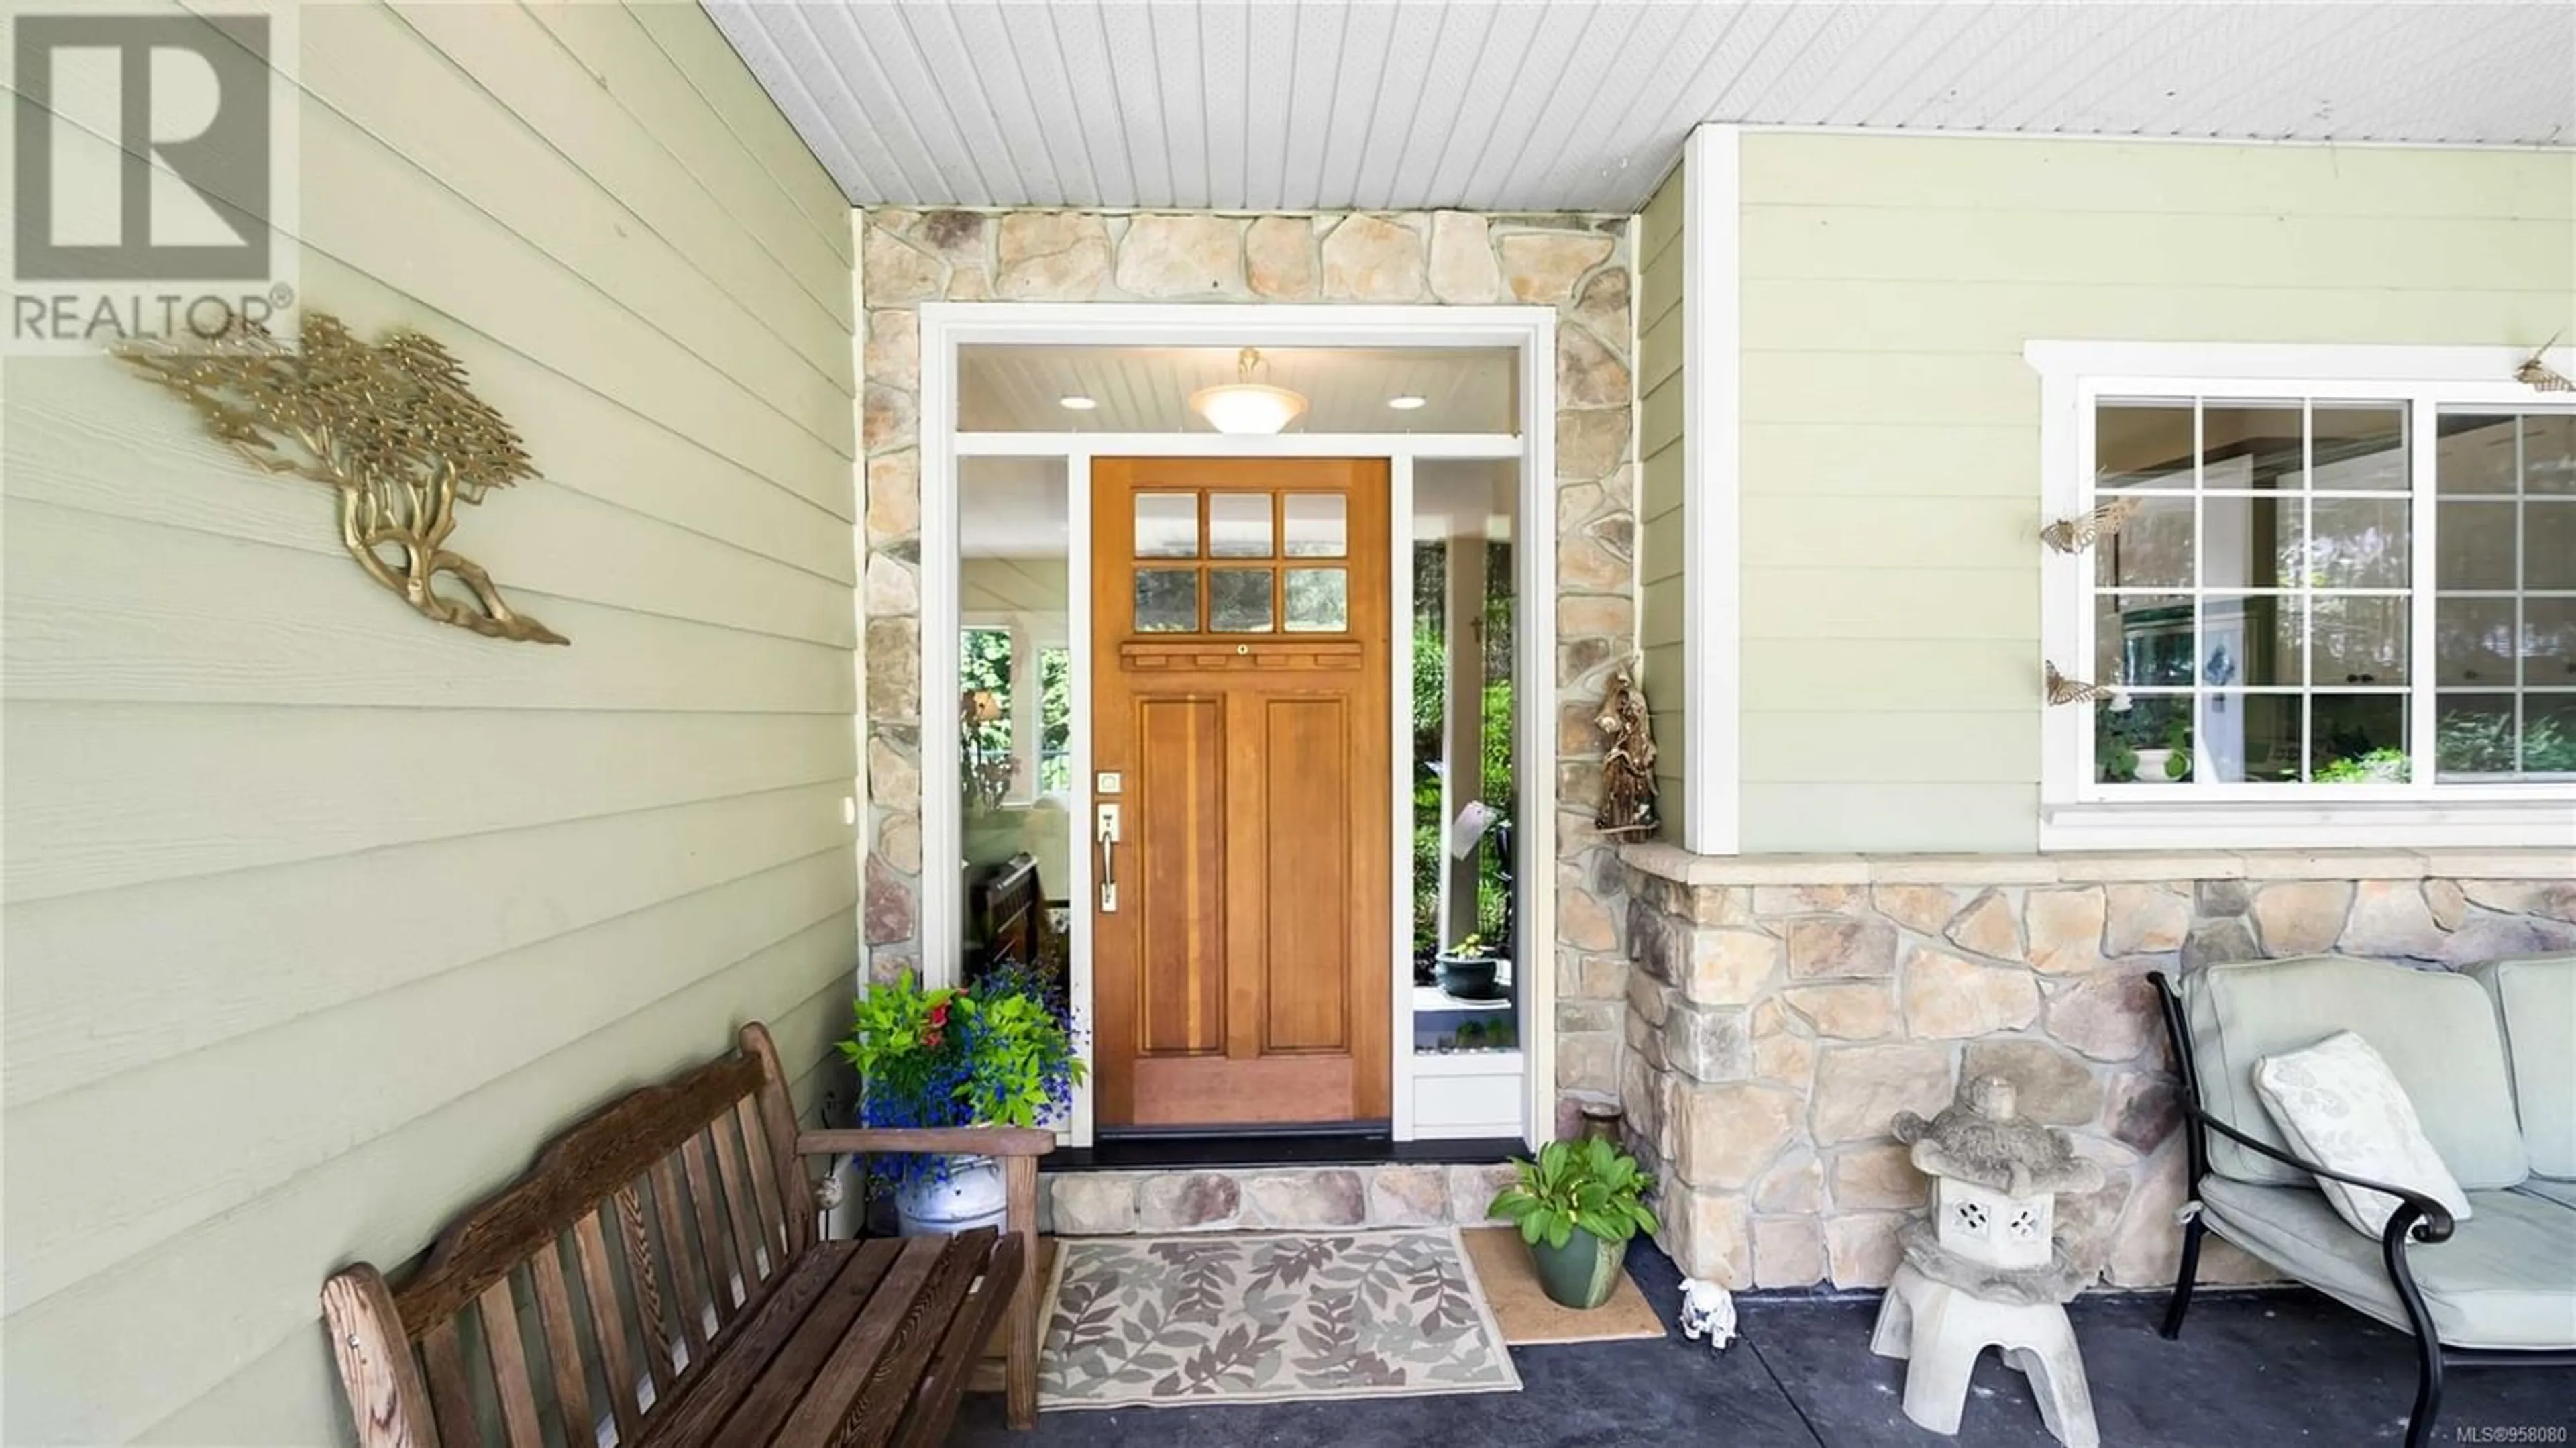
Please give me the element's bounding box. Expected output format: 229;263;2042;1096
912;301;1560;1149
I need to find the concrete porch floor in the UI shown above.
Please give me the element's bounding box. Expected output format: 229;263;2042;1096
954;1236;2575;1447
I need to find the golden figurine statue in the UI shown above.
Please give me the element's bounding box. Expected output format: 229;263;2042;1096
1594;664;1658;837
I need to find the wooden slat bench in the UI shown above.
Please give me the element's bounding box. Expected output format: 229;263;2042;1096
322;1023;1049;1446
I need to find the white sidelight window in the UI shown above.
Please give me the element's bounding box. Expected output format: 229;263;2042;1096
2029;342;2576;850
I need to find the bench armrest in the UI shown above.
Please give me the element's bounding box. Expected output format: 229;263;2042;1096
797;1126;1056;1158
2185;1104;2456;1245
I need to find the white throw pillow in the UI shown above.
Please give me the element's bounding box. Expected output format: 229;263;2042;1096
2253;1030;2474;1239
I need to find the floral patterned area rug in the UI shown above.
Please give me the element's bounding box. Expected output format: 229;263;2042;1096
1036;1228;1523;1410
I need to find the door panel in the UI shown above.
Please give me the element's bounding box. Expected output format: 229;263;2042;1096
1091;457;1390;1131
1134;694;1224;1057
1255;695;1351;1053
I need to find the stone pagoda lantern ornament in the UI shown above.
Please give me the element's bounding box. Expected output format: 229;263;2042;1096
1870;1074;2104;1448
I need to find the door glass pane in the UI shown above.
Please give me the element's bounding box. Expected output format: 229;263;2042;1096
1208;568;1274;632
1134;493;1199;558
1284;568;1348;632
1408;458;1521;1057
1208;494;1273;557
1284;494;1349;557
958;454;1076;992
1134;568;1197;631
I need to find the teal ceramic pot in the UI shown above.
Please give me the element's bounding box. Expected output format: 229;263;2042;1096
1529;1226;1623;1309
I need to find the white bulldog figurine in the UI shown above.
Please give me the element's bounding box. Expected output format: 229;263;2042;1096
1678;1278;1738;1349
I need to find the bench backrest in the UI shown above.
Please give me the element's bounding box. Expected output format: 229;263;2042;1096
2179;954;2529;1190
2467;953;2576;1179
323;1023;818;1447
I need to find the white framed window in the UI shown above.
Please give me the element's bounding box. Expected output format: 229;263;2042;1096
2029;341;2576;851
959;615;1071;807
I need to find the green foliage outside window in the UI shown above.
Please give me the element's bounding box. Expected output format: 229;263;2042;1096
1410;541;1517;958
1038;645;1072;794
962;629;1075;801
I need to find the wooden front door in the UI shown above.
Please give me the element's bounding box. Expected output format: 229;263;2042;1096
1090;458;1391;1129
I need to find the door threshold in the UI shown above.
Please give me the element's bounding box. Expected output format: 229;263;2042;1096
1042;1132;1523;1174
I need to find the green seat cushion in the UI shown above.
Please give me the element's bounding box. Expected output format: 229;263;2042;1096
2198;1178;2576;1350
2186;955;2528;1190
2468;955;2576;1180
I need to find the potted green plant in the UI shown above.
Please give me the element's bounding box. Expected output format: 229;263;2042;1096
2133;713;2192;782
1488;1137;1660;1309
1436;930;1505;999
838;964;1084;1235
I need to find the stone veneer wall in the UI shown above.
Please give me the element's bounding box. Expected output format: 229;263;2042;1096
1038;1162;1525;1237
856;208;1642;1123
1617;844;2576;1292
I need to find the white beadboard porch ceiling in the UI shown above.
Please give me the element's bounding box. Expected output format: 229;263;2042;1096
704;1;2575;215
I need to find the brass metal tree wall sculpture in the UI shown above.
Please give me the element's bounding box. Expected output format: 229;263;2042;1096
115;313;568;645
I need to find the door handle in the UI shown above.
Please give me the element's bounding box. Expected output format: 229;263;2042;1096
1096;803;1122;912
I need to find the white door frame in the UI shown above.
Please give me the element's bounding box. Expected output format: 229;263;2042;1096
912;301;1560;1148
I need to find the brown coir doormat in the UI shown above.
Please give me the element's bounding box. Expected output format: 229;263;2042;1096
1460;1225;1668;1346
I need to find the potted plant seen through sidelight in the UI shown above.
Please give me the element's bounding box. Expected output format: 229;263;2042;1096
1436;931;1507;1000
1489;1137;1660;1309
839;964;1083;1236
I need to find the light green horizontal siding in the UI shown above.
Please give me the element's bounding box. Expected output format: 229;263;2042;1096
1635;163;1690;835
1;4;859;1443
1735;134;2575;854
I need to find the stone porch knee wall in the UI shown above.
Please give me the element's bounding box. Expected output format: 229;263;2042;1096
1617;844;2576;1293
1038;1163;1525;1236
857;208;1641;1122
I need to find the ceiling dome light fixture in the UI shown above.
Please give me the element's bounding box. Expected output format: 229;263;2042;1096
1387;395;1428;411
1058;394;1097;411
1190;347;1308;435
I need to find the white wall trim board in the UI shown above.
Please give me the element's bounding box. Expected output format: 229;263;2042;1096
2025;337;2576;852
1683;123;1742;857
915;301;1562;1147
1735;123;2576;156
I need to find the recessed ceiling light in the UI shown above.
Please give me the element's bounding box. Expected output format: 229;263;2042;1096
1059;395;1097;411
1387;395;1428;411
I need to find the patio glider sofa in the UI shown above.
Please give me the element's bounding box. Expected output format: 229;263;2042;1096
2152;954;2576;1448
320;1023;1049;1447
